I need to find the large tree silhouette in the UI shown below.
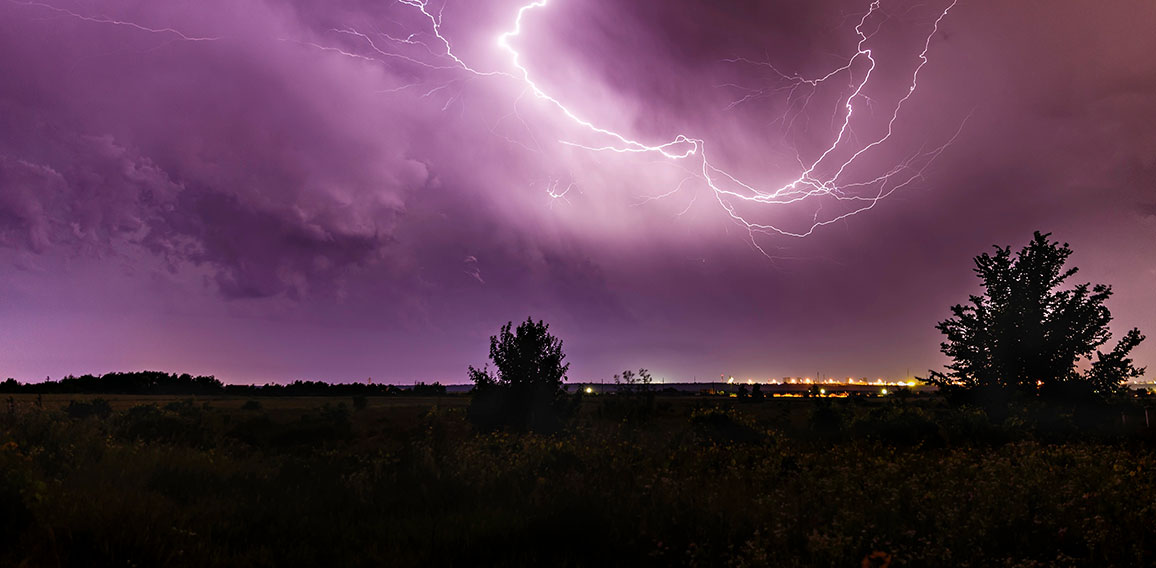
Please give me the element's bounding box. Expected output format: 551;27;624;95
467;317;573;431
928;232;1145;398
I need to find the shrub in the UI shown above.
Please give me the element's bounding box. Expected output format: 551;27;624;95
163;398;202;418
690;405;763;444
808;399;846;438
850;404;944;447
115;404;212;447
64;398;112;420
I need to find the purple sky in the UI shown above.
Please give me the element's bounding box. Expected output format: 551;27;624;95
0;0;1153;384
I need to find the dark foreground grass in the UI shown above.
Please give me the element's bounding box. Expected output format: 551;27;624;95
2;394;1156;566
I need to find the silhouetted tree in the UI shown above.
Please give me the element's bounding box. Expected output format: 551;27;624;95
467;318;573;431
604;368;657;421
411;381;447;396
928;231;1145;399
613;368;654;397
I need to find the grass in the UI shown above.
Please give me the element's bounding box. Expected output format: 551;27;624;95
2;393;1155;566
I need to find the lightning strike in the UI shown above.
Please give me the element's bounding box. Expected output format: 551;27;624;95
544;178;576;202
329;28;461;71
396;0;511;78
381;0;962;251
12;0;964;255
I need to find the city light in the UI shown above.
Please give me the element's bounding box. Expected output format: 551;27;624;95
746;377;918;386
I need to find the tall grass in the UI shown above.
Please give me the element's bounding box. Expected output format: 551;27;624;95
1;395;1155;566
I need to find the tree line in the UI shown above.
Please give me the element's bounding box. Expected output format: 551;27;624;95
0;372;446;396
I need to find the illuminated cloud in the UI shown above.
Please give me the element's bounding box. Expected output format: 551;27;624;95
0;0;1153;383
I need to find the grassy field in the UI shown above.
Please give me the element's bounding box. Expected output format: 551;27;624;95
3;392;1156;566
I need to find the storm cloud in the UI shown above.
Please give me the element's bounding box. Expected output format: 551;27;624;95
0;0;1153;383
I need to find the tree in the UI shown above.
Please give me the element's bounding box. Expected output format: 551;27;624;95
467;317;573;431
613;368;654;397
604;368;657;421
928;231;1145;399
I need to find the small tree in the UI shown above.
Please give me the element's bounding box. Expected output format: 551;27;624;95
928;231;1145;399
467;318;573;431
613;368;654;397
603;368;657;422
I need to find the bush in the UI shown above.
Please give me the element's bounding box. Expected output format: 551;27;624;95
850;404;944;447
809;399;846;438
115;404;213;447
690;405;763;444
64;398;112;420
164;398;202;418
228;403;353;448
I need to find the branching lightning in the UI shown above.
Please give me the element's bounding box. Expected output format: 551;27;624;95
10;0;964;255
377;0;962;253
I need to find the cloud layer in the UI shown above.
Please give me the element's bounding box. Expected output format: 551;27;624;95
0;0;1153;383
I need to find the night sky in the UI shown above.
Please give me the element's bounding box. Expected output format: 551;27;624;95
0;0;1153;384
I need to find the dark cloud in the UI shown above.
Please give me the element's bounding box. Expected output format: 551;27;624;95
0;110;180;253
0;0;1153;383
0;0;441;299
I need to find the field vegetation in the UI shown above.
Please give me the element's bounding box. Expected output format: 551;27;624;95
4;391;1156;566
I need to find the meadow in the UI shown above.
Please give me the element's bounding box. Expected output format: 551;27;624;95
3;392;1156;566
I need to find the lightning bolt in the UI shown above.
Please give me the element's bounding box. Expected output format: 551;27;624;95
544;179;576;206
397;0;510;78
384;0;962;253
10;0;963;255
9;0;218;41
